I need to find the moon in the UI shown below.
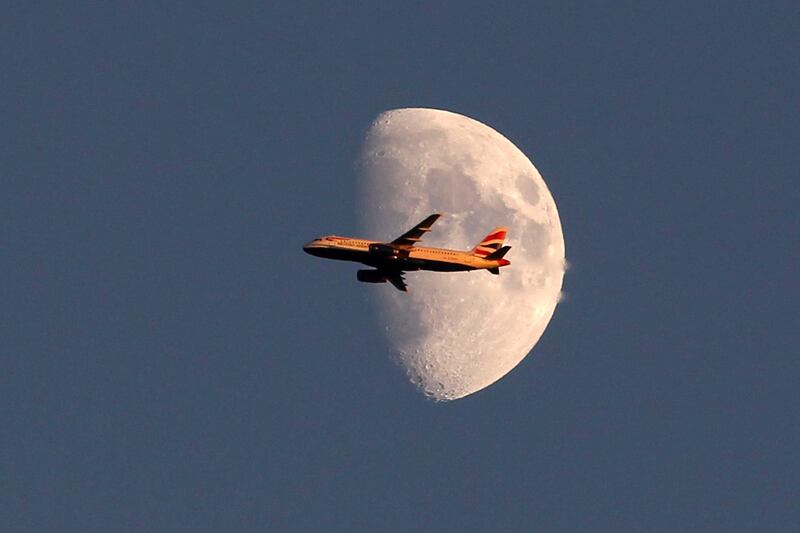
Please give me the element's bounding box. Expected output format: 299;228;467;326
358;108;565;401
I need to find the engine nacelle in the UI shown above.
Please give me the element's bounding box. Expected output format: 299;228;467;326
357;269;388;284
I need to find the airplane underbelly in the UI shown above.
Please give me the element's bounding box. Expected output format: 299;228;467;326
365;257;424;271
314;248;370;262
420;260;472;272
361;253;473;272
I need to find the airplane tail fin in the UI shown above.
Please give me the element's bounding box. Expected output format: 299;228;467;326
471;227;508;257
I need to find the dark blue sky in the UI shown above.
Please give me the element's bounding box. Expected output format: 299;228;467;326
3;3;798;531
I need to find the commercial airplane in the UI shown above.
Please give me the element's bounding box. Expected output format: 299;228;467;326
303;214;511;291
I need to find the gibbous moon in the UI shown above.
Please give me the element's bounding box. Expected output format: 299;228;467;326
358;108;565;401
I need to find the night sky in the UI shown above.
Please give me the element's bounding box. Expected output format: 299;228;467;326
3;3;798;531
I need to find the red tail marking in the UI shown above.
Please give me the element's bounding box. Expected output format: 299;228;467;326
481;231;506;242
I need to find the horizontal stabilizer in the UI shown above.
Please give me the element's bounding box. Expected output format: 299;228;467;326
488;267;500;275
485;245;511;260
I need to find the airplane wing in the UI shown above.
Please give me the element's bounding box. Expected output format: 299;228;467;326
384;271;408;292
390;213;441;248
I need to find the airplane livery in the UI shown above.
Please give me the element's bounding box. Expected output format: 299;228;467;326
303;214;511;291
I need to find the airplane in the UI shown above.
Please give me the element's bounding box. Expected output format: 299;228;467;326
303;213;511;292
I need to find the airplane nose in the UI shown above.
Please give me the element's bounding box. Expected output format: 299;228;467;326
303;240;322;255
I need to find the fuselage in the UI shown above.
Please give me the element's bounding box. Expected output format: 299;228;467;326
303;235;510;272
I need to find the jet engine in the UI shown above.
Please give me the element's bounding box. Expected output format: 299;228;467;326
357;269;387;284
